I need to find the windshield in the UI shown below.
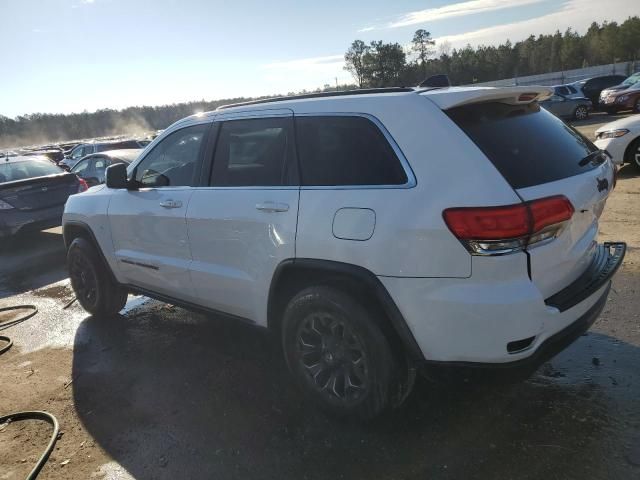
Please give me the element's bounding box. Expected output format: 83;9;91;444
0;159;63;183
446;101;599;189
622;73;640;86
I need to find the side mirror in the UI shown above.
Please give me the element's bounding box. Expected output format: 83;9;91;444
105;163;129;189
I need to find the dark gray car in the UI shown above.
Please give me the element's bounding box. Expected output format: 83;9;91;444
0;156;84;239
540;94;592;120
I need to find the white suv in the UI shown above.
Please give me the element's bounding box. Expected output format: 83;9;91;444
63;86;625;419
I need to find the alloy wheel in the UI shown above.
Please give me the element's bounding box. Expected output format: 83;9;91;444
69;253;98;307
295;312;370;404
575;106;588;120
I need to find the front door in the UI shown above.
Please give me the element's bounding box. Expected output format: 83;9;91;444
108;122;210;299
186;111;299;325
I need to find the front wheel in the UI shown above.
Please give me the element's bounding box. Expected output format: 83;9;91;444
67;237;128;316
624;138;640;173
282;286;412;420
574;105;589;120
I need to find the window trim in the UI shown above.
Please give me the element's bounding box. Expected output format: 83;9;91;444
294;112;416;190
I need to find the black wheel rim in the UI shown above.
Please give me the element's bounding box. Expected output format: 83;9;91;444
69;252;98;307
295;313;369;404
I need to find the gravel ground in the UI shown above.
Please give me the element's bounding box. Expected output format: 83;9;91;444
0;114;639;479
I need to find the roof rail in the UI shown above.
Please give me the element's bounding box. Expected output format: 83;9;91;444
217;87;416;110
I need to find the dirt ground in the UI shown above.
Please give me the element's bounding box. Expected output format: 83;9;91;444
1;115;639;479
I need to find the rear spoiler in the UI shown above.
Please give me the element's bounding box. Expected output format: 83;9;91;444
420;86;553;110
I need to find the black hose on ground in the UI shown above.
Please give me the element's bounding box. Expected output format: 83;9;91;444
0;305;61;479
0;305;38;355
0;411;60;480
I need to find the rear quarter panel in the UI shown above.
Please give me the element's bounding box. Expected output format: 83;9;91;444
293;95;522;278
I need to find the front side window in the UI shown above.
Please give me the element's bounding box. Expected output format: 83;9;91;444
71;158;92;175
295;116;408;186
70;145;87;160
135;124;208;187
211;117;294;187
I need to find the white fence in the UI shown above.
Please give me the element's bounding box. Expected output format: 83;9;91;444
470;61;639;87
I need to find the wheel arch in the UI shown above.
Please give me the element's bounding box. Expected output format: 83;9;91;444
267;258;424;362
623;135;640;165
63;221;118;284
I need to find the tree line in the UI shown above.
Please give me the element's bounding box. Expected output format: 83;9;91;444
2;17;639;149
344;16;640;87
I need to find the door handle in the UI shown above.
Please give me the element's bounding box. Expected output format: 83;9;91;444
256;201;289;213
159;199;183;209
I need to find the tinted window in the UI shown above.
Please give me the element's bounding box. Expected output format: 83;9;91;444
135;124;208;187
211;117;294;187
295;116;407;186
446;102;599;189
0;160;63;183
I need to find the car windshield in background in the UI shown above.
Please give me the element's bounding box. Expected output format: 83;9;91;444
446;101;598;189
0;159;63;183
622;74;640;85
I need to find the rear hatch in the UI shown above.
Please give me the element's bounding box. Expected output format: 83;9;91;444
441;93;614;298
0;173;79;211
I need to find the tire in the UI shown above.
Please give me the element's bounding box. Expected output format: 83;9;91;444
67;237;127;316
281;286;411;420
634;98;640;114
573;105;588;121
624;138;640;173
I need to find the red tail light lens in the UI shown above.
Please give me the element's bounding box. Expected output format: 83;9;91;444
77;178;89;193
528;196;574;232
443;195;574;255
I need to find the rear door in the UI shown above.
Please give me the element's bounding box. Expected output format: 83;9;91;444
446;101;614;298
186;110;299;324
108;123;210;298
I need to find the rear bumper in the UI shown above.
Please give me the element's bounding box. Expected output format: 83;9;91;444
0;204;64;238
380;242;625;368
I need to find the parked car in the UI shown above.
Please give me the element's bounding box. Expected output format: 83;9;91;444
599;81;640;114
570;75;626;107
540;93;591;120
599;72;640;110
62;139;148;169
553;84;582;98
70;149;141;186
594;115;640;171
0;156;87;239
63;86;624;419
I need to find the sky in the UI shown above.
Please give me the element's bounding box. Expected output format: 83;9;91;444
1;0;638;117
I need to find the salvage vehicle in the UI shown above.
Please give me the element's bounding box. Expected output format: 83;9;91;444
70;149;141;187
599;81;640;114
63;86;625;419
62;139;148;169
595;114;640;171
570;75;626;107
539;93;592;120
1;156;87;239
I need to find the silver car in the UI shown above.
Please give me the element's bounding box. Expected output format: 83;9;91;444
540;94;592;120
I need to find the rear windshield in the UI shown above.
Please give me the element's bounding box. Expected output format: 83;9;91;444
446;102;599;189
0;159;62;183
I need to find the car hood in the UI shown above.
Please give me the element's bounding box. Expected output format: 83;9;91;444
595;114;640;134
602;84;632;96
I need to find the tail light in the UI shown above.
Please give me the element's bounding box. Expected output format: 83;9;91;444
443;195;574;255
77;178;89;193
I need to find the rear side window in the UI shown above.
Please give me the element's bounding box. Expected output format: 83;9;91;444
211;117;295;187
446;102;599;189
295;116;408;186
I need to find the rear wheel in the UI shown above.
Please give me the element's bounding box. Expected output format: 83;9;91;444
573;105;588;120
67;237;127;316
624;138;640;172
282;286;411;419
